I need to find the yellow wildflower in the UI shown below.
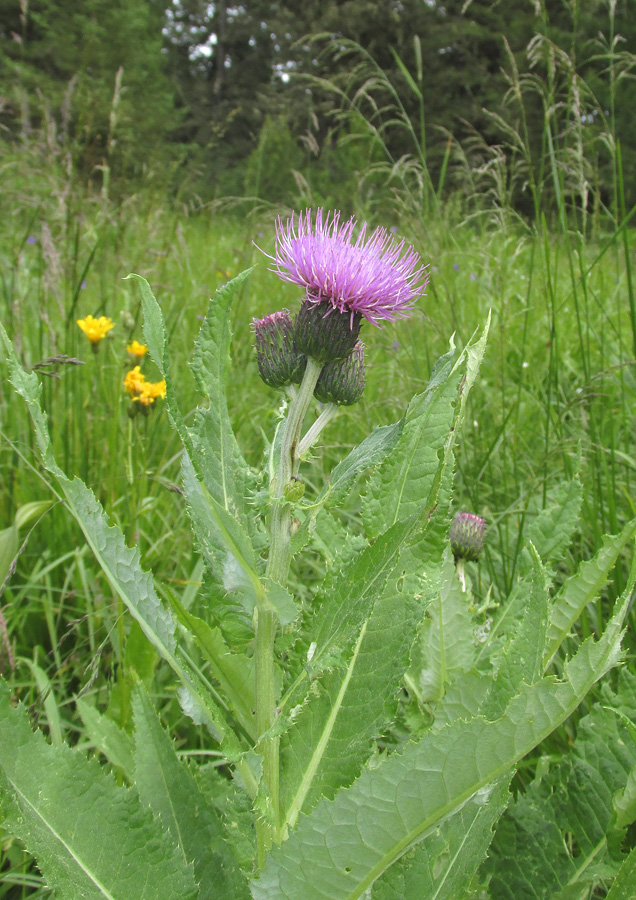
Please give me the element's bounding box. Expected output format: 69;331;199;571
123;367;165;407
123;366;146;398
126;340;148;361
77;315;114;346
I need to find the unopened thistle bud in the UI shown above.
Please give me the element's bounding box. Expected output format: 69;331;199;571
449;513;486;562
314;341;365;406
253;310;306;389
294;299;362;365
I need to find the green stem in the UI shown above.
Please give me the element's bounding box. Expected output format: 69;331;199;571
295;402;338;462
266;358;322;585
255;357;323;866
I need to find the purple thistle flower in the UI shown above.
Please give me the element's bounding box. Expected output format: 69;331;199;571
27;236;37;245
261;209;428;327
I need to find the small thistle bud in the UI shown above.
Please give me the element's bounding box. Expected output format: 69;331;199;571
314;341;365;406
294;299;362;365
449;513;486;562
253;310;306;389
283;477;305;503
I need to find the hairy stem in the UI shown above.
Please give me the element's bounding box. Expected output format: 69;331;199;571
255;357;322;865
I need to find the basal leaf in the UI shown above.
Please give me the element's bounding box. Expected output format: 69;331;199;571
132;685;250;900
251;580;631;900
372;778;511;900
485;670;636;900
0;683;198;900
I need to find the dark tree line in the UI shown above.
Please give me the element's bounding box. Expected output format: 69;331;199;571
1;0;634;211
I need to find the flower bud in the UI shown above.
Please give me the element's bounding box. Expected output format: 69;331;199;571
449;513;486;562
314;341;365;406
283;477;305;503
294;299;361;365
253;310;306;389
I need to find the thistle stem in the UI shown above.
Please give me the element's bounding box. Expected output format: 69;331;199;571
295;402;338;462
255;357;322;866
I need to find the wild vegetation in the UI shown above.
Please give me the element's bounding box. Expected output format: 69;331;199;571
1;1;636;898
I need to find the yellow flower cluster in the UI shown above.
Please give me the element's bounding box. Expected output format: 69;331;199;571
123;365;166;407
77;315;114;345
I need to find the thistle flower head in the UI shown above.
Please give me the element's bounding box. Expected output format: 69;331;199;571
314;341;365;406
449;513;486;562
253;310;306;388
262;209;428;327
77;315;114;345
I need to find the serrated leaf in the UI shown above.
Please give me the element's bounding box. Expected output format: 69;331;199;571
316;421;403;509
129;271;257;546
416;548;476;704
544;518;636;667
168;590;256;739
279;564;422;831
362;321;488;541
372;778;511;900
189;269;255;526
605;845;636;900
250;579;631;900
481;544;549;719
0;682;199;900
524;476;583;565
132;685;250;899
485;670;636;900
76;697;135;778
362;341;459;538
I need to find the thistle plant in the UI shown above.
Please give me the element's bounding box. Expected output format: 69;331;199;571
1;210;636;900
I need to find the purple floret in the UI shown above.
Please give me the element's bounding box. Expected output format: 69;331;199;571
262;209;428;327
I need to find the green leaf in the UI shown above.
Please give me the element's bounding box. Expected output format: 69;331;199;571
189;269;255;526
316;421;403;509
0;523;18;589
544;518;636;667
168;590;257;739
524;476;583;565
251;581;631;900
485;670;636;900
372;778;511;900
362;341;459;539
129;270;257;543
605;845;636;900
14;500;54;530
415;549;476;704
76;698;135;778
0;682;198;900
481;544;549;720
132;685;250;900
279;560;423;830
362;321;488;541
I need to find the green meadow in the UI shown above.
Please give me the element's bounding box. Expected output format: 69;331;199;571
2;2;636;896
